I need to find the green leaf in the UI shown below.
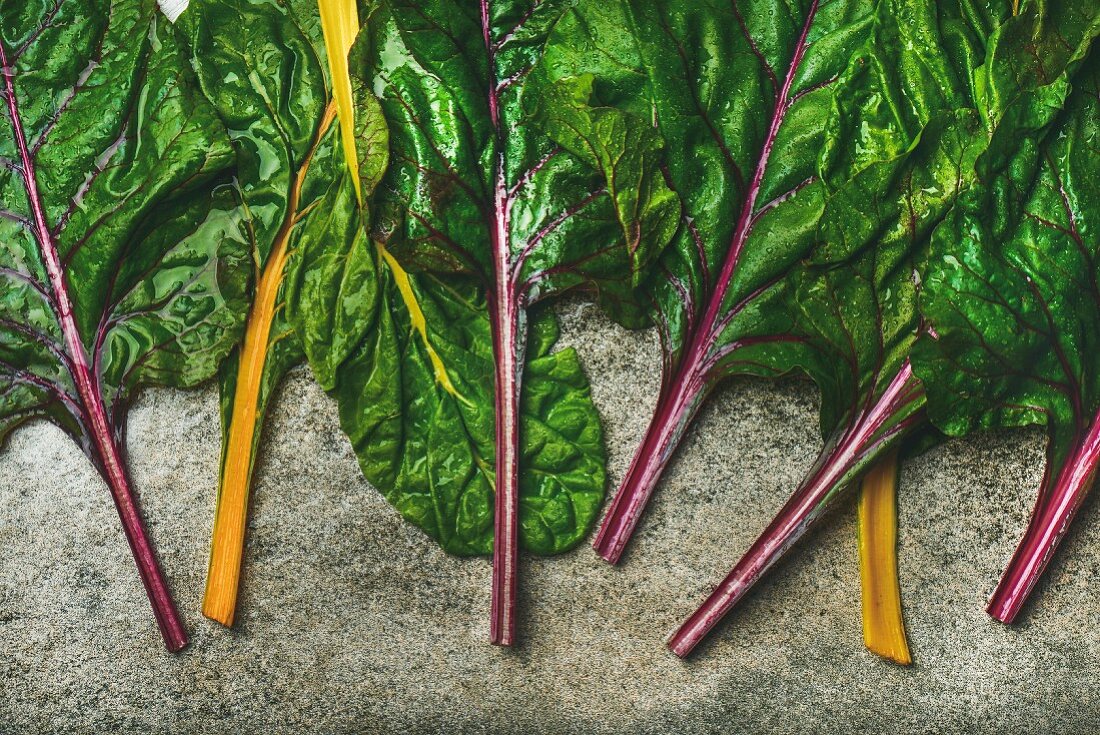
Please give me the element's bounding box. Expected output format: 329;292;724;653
913;49;1100;623
0;0;248;648
289;25;609;556
541;0;882;562
357;0;677;642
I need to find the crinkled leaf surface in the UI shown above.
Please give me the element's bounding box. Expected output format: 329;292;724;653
543;0;1100;563
791;0;1096;483
178;0;395;625
541;0;880;561
296;245;608;555
915;52;1100;449
0;0;247;447
912;52;1100;621
915;60;1100;445
363;0;677;311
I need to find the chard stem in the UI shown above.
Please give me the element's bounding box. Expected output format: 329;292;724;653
489;295;523;646
488;140;524;645
202;103;336;627
1;39;186;651
202;243;290;627
667;362;923;658
594;366;706;564
857;450;911;664
987;408;1100;623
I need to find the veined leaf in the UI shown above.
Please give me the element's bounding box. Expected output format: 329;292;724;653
541;0;881;566
357;0;678;645
0;0;249;650
914;48;1100;626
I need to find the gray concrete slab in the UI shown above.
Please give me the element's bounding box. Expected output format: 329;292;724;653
2;301;1099;734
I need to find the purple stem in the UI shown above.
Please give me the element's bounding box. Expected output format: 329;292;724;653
987;407;1100;623
1;40;187;652
482;0;524;647
667;361;923;658
593;0;820;563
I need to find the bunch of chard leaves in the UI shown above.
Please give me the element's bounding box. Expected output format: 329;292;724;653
669;0;1099;657
357;0;679;645
914;45;1100;627
542;0;1098;657
0;0;249;650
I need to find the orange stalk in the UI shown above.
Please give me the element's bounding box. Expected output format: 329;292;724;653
202;103;337;626
857;450;911;664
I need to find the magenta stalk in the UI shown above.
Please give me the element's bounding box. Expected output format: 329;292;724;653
667;362;923;658
594;363;707;564
987;410;1100;623
1;40;188;652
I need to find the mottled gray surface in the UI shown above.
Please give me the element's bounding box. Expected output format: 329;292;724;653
3;302;1100;734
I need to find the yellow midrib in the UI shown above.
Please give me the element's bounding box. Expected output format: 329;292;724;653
318;0;362;204
857;450;912;665
202;103;337;627
377;242;467;402
317;2;463;400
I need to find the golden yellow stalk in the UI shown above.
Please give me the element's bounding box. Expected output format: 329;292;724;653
202;103;338;627
857;450;912;665
318;0;362;203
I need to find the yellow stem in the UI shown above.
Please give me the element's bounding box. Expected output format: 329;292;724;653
857;450;912;665
202;103;337;627
318;0;362;203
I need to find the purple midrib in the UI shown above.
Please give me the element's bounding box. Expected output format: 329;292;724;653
680;0;820;364
0;40;117;472
482;0;521;646
668;359;925;656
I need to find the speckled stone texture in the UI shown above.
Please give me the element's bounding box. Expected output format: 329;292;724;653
3;301;1100;734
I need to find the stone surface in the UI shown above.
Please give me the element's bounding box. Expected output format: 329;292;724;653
3;301;1100;733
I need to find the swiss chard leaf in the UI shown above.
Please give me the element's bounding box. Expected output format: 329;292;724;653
914;47;1100;626
540;0;881;564
358;0;678;644
177;0;392;627
290;47;608;557
0;0;249;650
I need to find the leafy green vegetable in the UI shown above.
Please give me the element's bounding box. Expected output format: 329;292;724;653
177;0;391;627
669;1;1099;656
540;0;881;565
914;46;1100;626
0;0;249;651
357;0;678;644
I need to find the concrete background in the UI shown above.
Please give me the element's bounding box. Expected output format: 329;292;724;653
3;301;1100;734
